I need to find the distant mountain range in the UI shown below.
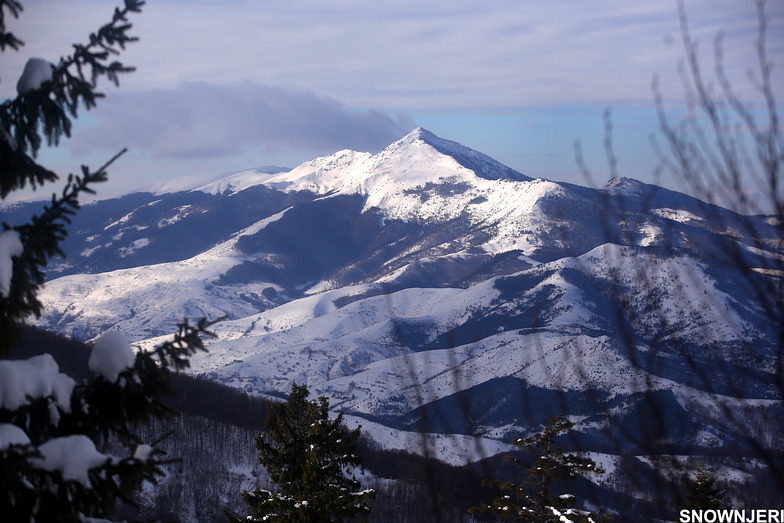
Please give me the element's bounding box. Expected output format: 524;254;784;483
12;127;783;509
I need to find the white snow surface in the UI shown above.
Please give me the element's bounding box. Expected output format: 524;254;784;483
16;57;53;94
653;207;704;224
34;435;111;486
0;229;23;297
35;239;758;449
118;238;150;257
195;168;282;194
89;330;135;382
174;246;734;422
0;354;75;411
577;243;751;346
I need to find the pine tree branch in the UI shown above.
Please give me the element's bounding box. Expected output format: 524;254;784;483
0;0;23;51
0;149;126;353
0;1;144;198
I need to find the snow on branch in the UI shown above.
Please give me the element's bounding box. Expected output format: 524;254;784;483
0;354;75;411
89;330;134;383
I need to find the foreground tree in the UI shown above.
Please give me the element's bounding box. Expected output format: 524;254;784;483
1;1;218;520
681;464;727;512
227;383;376;522
470;416;605;522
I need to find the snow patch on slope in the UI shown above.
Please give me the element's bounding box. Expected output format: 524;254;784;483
37;208;295;343
342;414;514;466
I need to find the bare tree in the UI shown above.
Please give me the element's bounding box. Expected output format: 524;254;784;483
573;0;783;510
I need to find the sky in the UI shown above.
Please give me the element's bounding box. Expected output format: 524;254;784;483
1;0;783;203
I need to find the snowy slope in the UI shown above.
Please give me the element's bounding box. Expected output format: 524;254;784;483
37;209;296;341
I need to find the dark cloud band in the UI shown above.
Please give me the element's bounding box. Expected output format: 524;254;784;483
72;82;411;160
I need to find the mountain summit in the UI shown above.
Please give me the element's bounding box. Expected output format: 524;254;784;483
230;127;531;212
391;127;531;182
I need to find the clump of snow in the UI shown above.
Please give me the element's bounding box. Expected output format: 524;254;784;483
35;435;111;486
0;229;23;297
0;354;75;411
133;443;153;461
16;58;53;94
0;423;30;450
89;330;134;382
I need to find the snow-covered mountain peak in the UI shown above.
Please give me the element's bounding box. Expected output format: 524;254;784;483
604;176;647;196
255;128;531;201
385;127;531;183
376;127;445;150
393;126;432;145
232;129;517;224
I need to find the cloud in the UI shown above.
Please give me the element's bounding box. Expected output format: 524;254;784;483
71;82;411;160
3;0;780;108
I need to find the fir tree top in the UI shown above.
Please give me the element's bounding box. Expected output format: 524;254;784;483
227;382;376;522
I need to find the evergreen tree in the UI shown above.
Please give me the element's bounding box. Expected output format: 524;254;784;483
0;2;219;520
682;464;727;511
470;416;605;522
227;382;376;522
